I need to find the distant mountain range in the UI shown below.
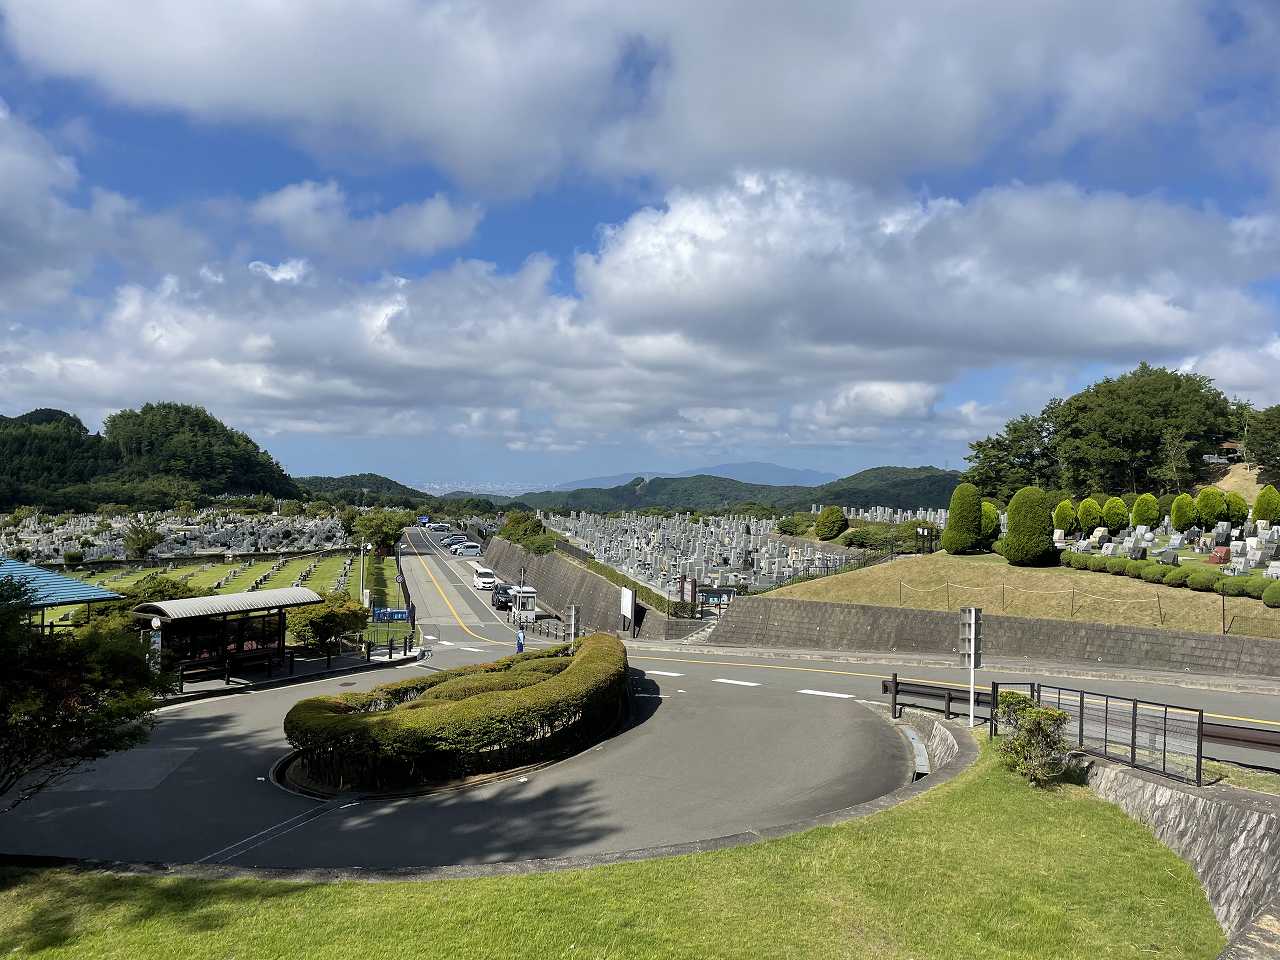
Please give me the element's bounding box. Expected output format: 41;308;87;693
295;473;428;500
516;465;961;512
548;461;839;491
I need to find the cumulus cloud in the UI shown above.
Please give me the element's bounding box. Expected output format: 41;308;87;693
0;0;1256;192
248;258;311;284
251;179;480;262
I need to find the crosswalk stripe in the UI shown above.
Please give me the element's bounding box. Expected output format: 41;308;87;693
797;689;854;699
712;678;760;687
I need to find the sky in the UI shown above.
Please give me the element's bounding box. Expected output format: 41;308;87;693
2;2;1280;491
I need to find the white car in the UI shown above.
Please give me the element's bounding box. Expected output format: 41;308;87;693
471;567;497;589
451;542;482;556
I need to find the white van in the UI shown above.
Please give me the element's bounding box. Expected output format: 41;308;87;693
451;542;482;557
471;566;497;590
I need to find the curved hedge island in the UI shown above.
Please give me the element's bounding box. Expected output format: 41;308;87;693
284;633;629;791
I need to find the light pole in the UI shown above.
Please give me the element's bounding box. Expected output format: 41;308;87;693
358;541;372;603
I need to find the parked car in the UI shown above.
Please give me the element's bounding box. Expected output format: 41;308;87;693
428;522;450;532
440;535;466;546
450;542;482;556
471;566;497;590
491;583;514;610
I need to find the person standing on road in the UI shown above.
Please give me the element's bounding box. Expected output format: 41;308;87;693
516;628;525;653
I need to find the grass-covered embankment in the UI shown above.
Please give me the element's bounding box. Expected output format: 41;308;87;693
0;742;1224;959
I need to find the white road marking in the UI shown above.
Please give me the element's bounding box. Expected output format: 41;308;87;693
797;689;854;699
437;640;454;646
712;678;761;687
460;647;484;653
645;670;684;677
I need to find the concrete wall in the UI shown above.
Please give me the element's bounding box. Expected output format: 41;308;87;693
483;539;704;642
1088;763;1280;941
710;595;1280;678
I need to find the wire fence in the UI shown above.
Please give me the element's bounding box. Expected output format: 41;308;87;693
896;580;1163;624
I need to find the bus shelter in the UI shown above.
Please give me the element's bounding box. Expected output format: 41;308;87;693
132;586;322;684
1;556;121;635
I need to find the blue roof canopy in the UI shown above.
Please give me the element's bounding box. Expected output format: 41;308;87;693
0;557;122;609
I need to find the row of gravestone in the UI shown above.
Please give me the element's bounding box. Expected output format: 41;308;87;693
1066;519;1280;578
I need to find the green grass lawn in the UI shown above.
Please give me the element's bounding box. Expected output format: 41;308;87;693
1203;758;1280;797
0;742;1223;959
773;551;1280;637
345;554;400;608
307;553;352;593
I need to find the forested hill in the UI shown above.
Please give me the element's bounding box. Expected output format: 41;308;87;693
516;466;961;512
297;473;427;501
0;403;299;511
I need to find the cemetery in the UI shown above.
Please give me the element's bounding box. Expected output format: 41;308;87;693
541;503;946;600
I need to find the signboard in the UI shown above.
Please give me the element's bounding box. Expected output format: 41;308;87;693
372;607;410;622
620;587;635;620
959;607;982;727
148;629;163;671
417;516;431;525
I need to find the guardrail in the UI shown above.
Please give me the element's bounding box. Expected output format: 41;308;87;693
882;674;1280;787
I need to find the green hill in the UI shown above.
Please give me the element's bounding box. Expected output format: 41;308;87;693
517;466;961;512
297;473;426;500
0;403;300;511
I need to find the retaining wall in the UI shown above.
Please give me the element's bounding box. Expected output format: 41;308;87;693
710;595;1280;678
1087;763;1280;943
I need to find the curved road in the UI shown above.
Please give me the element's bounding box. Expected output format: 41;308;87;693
0;527;911;869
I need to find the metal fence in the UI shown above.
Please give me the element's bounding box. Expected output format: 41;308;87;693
1035;683;1204;785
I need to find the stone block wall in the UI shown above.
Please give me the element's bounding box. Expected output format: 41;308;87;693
710;595;1280;678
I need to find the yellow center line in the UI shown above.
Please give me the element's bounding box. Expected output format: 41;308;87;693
630;655;1280;728
408;529;488;641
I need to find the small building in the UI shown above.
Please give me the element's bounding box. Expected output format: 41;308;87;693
0;556;122;634
132;586;322;681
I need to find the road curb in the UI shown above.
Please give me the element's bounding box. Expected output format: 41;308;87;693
158;654;422;707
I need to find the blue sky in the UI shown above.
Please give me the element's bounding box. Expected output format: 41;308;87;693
2;2;1280;492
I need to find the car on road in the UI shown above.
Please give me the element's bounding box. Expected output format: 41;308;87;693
427;522;450;532
471;566;497;590
491;583;514;610
450;542;482;556
439;535;466;547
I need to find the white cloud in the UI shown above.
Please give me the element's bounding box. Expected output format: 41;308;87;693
248;258;311;284
0;0;1253;192
251;179;480;262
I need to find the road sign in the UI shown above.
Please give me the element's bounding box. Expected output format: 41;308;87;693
396;575;404;584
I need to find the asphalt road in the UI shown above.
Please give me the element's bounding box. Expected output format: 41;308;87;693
0;526;912;869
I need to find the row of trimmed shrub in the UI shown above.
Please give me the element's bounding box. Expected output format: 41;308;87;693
1060;550;1280;605
283;634;629;790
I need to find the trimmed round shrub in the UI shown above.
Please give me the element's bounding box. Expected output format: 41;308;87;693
1187;568;1222;592
1076;497;1102;533
1225;492;1250;526
1003;486;1056;566
1107;557;1131;575
992;538;1006;557
814;505;848;541
1125;559;1150;579
1255;485;1280;524
1140;564;1167;584
1215;577;1251;598
1157;492;1177;523
1170;493;1196;533
1088;555;1110;572
979;500;1001;548
1163;566;1193;587
1195;487;1226;527
941;483;982;554
1243;576;1271;601
284;635;628;790
1264;581;1280;609
1102;497;1129;534
1130;493;1159;528
1052;499;1076;536
1066;551;1089;570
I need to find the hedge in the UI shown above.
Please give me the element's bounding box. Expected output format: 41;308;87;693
1265;581;1280;609
1102;497;1129;534
979;500;1001;548
1052;499;1075;536
1077;498;1102;533
1106;557;1130;575
1256;485;1280;524
941;483;982;554
1004;486;1056;566
1215;577;1251;598
1088;555;1110;572
1131;493;1159;528
1187;568;1221;592
1243;576;1271;601
1163;567;1193;587
1140;564;1167;584
283;635;628;790
1170;493;1196;533
1124;559;1150;579
1225;491;1250;526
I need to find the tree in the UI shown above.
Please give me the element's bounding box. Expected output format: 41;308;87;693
775;513;811;536
1151;429;1195;493
1101;497;1129;534
0;576;167;809
1250;405;1280;476
173;499;196;517
1130;493;1159;528
1052;499;1075;535
1225;491;1250;527
979;500;1001;549
940;483;981;554
1255;485;1280;524
1003;486;1056;566
287;592;369;650
123;522;162;560
1195;487;1226;527
814;506;848;541
1170;493;1197;532
352;508;415;556
1076;497;1102;533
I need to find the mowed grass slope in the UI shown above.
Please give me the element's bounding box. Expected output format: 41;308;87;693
0;744;1223;960
773;551;1280;635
